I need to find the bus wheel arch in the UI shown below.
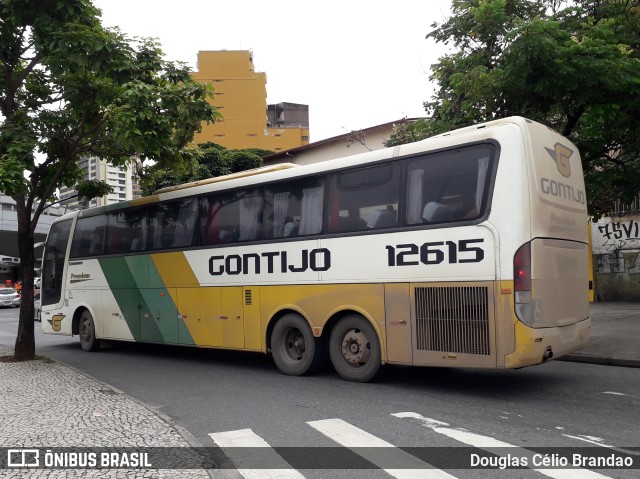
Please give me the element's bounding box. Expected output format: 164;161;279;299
327;312;382;382
269;311;326;376
76;308;100;352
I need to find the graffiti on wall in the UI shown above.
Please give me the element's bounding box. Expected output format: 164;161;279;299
596;250;640;275
594;219;640;275
592;217;640;301
596;220;640;252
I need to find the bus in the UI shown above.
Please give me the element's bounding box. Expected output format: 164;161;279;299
40;116;591;382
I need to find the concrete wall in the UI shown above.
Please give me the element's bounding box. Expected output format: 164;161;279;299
591;214;640;301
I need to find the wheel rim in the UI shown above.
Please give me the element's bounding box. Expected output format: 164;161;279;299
341;328;370;366
283;327;305;362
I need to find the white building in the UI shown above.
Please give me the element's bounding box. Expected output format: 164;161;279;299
59;156;134;209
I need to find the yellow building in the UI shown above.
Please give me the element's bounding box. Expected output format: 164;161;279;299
192;50;310;152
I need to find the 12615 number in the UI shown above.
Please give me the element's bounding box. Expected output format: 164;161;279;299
385;239;485;266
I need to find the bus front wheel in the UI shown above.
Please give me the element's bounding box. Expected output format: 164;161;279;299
271;314;324;376
79;310;99;352
329;315;381;382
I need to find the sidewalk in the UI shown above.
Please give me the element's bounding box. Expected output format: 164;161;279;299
561;302;640;368
0;344;215;478
0;303;637;476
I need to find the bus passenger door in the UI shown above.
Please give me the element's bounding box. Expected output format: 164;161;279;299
139;288;179;344
221;287;244;349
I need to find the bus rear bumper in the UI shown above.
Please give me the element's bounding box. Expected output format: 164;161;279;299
504;317;591;369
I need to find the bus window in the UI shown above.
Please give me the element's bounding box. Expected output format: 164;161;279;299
201;189;263;245
328;163;400;233
264;178;324;239
42;219;72;306
70;215;107;258
150;198;199;250
107;208;149;254
405;145;494;225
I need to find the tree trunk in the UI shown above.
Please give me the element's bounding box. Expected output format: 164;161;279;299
13;204;36;361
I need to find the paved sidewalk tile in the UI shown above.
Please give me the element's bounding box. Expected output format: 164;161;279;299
0;345;212;478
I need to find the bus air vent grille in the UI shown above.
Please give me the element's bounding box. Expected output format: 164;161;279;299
244;289;252;305
414;286;490;355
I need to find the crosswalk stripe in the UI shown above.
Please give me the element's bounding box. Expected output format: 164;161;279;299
307;418;457;479
209;428;306;479
392;412;613;479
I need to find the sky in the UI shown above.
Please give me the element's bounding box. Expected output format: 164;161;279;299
93;0;452;143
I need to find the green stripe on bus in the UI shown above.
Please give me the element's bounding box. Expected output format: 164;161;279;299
147;259;195;346
98;256;195;346
98;257;159;342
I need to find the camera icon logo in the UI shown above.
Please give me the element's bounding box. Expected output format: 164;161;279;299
7;449;40;467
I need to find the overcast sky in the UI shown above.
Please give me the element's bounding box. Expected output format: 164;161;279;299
94;0;452;142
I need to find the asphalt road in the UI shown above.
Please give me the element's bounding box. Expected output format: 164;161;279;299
1;307;638;479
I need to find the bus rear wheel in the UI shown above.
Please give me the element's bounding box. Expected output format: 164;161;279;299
79;310;99;352
329;315;381;382
271;313;324;376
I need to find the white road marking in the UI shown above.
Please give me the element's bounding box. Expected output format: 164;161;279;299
392;412;613;479
307;418;457;479
209;428;306;479
602;391;626;396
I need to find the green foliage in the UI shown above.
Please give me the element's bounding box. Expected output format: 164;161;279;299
241;148;276;158
76;179;114;201
384;119;431;147
0;0;221;359
139;144;264;196
0;0;221;212
399;0;640;217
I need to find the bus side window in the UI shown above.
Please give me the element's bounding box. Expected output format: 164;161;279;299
265;179;323;239
406;147;493;225
70;215;107;258
201;191;259;245
329;164;399;233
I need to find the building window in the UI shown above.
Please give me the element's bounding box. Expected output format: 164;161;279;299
302;136;309;141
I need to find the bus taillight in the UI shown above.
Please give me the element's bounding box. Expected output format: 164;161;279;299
514;242;533;325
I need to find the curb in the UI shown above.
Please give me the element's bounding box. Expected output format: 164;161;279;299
559;354;640;368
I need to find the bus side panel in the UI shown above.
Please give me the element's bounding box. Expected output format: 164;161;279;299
385;283;412;365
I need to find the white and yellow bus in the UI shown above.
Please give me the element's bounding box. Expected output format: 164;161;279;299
41;116;590;382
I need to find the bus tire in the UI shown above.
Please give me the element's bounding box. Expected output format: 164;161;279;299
271;313;323;376
79;310;99;352
329;315;381;382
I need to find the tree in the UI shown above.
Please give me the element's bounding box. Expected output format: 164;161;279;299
140;144;267;196
0;0;221;360
387;0;640;217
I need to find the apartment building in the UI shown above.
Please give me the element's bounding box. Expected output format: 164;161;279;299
58;156;134;209
192;50;310;152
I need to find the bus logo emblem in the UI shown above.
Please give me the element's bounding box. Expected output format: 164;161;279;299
545;143;573;178
48;314;65;332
